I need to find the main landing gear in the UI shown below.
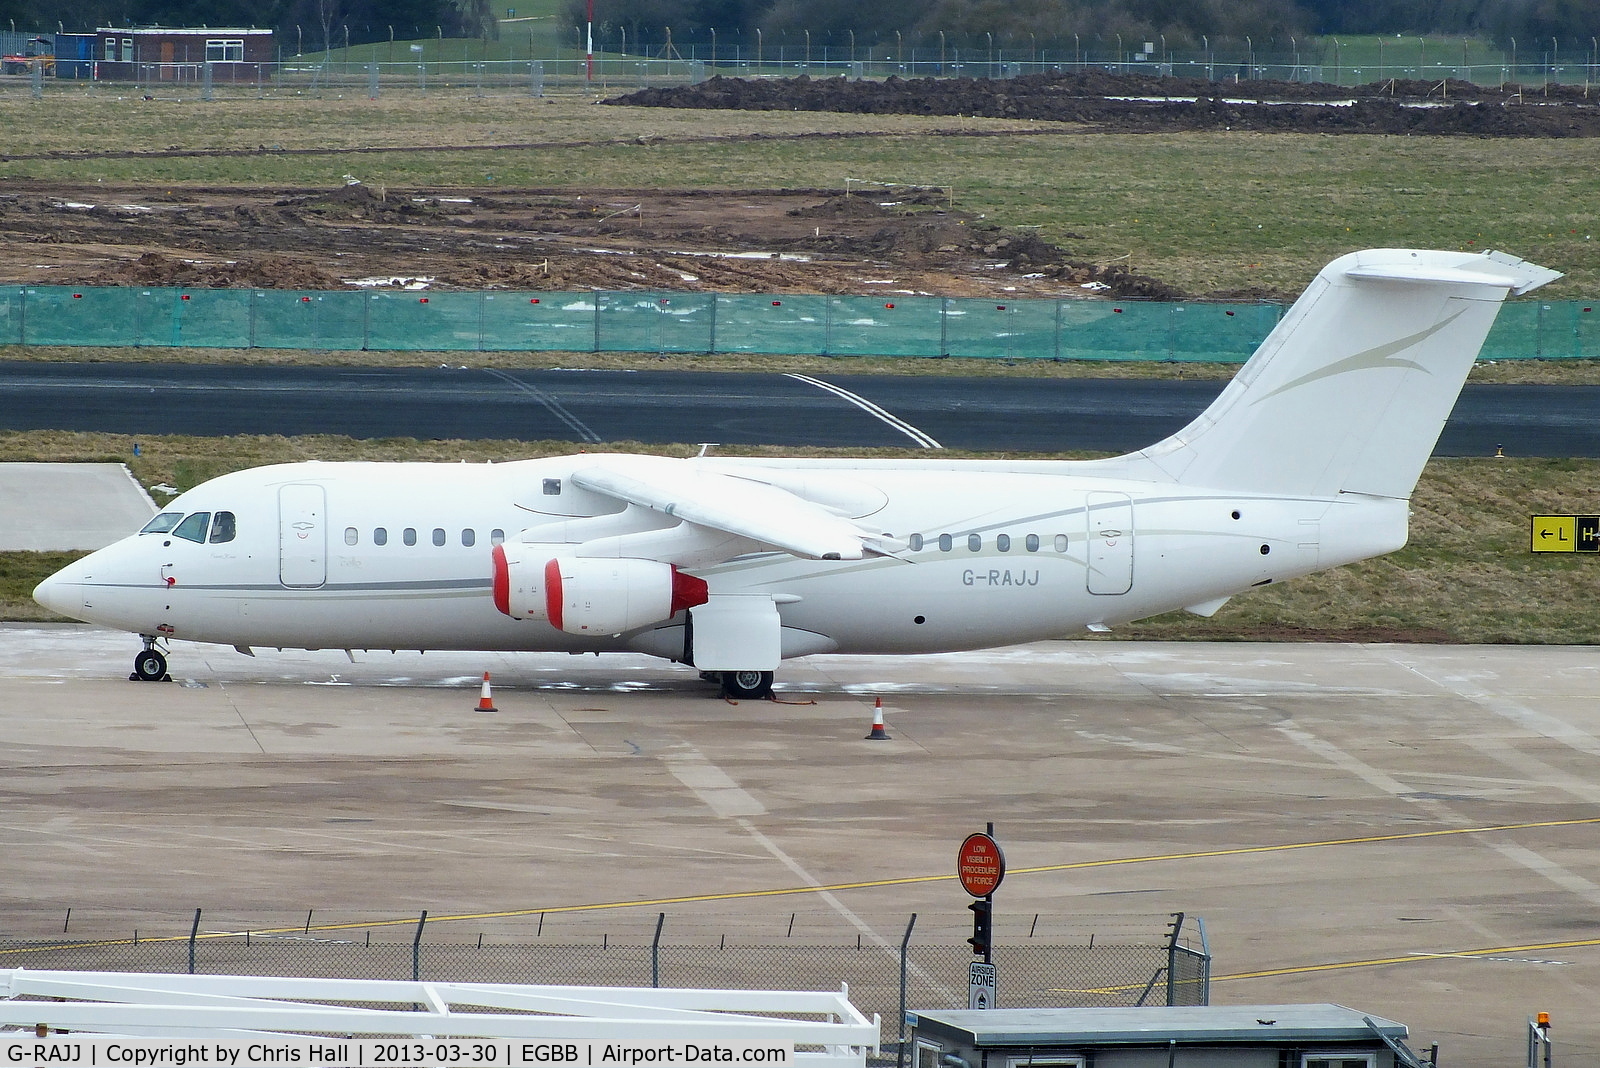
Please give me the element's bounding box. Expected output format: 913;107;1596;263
719;670;774;700
131;636;171;682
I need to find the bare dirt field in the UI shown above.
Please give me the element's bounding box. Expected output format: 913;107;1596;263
618;68;1600;137
13;69;1596;304
0;179;1179;299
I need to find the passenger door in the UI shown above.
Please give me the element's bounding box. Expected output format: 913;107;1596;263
278;484;327;588
1086;491;1134;596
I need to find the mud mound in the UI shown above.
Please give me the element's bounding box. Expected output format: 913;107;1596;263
87;251;345;289
281;183;458;221
611;69;1600;137
788;193;895;219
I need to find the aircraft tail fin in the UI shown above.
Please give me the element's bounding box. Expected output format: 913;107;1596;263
1095;249;1560;499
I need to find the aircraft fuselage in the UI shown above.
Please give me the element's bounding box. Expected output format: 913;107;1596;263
39;456;1404;660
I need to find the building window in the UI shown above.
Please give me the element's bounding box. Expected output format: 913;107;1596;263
1302;1057;1375;1068
122;37;132;60
1004;1059;1084;1068
104;38;117;61
373;527;387;546
205;38;244;62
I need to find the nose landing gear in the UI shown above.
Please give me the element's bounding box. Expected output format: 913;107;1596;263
131;637;171;682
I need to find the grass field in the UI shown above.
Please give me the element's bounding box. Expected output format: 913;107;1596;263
0;95;1597;297
3;431;1597;643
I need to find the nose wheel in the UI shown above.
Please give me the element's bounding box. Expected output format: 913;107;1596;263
131;639;170;682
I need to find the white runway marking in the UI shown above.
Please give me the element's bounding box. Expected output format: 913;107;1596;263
1278;718;1600;911
785;373;943;448
661;748;767;818
483;368;604;444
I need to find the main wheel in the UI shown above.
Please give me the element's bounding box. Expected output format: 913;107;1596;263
132;649;168;682
721;670;773;700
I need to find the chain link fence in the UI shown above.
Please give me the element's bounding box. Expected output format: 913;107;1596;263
0;916;1208;1059
8;50;1600;96
1;285;1590;361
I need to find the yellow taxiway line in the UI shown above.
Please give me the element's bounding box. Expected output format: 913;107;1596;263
1055;936;1600;995
7;815;1599;955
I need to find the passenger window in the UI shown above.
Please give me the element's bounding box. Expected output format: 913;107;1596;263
938;534;952;552
172;512;210;543
344;527;358;546
374;527;388;546
432;527;446;547
1055;534;1069;552
908;533;923;552
141;511;182;534
1026;533;1040;552
968;534;981;552
461;529;476;547
491;528;505;545
403;527;417;546
209;511;236;543
997;534;1010;552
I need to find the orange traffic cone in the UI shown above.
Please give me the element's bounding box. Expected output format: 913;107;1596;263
474;671;498;713
865;696;890;740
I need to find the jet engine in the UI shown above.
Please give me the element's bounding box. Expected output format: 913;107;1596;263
492;546;707;634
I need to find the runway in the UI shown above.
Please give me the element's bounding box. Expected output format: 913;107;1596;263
3;625;1598;1065
2;362;1597;456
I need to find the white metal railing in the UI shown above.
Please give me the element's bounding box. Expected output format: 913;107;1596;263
0;970;879;1066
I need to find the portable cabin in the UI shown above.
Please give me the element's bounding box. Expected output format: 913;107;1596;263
908;1004;1419;1068
92;27;273;82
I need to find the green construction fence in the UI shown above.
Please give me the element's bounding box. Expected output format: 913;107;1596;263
0;287;1593;361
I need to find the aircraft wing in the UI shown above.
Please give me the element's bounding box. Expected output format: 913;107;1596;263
570;456;896;561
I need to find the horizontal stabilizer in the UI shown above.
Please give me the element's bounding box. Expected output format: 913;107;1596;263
1089;249;1560;500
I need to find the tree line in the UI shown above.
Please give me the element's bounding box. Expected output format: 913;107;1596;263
2;0;1595;53
573;0;1600;51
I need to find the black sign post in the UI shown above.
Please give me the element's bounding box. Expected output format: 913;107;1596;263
957;822;1004;1007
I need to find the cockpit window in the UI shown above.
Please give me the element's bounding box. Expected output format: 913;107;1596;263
141;511;183;534
172;512;211;543
209;511;236;544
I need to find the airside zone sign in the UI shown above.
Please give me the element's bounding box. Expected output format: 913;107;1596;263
1531;515;1600;553
957;833;1005;897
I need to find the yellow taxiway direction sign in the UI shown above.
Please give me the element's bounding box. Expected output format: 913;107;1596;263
1531;515;1599;553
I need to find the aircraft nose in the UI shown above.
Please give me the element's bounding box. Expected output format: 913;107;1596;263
33;570;83;617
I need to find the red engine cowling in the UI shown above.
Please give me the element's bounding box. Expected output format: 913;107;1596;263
492;546;707;634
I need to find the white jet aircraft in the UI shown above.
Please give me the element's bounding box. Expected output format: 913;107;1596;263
35;249;1558;697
